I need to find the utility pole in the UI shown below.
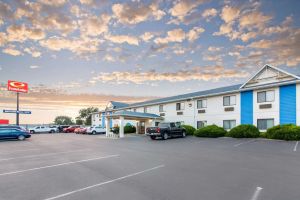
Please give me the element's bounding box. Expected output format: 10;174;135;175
16;92;19;125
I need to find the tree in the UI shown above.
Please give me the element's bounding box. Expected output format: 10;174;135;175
75;117;84;125
77;107;99;126
54;116;73;125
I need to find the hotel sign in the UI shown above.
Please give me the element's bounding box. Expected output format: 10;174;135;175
7;80;28;93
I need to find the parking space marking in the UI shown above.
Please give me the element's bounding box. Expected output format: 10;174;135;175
293;141;299;152
234;139;257;147
0;149;90;162
250;187;263;200
0;154;119;176
43;164;165;200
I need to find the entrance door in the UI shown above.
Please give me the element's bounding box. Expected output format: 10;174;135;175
138;121;145;134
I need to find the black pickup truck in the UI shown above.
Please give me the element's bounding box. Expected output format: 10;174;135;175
146;122;186;140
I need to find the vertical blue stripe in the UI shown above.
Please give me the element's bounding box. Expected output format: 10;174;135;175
241;90;253;124
109;111;113;128
280;84;296;124
101;112;105;127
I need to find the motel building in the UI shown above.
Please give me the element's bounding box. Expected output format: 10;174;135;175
91;65;300;138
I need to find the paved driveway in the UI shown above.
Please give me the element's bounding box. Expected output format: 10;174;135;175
0;134;299;200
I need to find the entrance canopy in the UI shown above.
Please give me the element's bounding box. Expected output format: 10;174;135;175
104;111;163;138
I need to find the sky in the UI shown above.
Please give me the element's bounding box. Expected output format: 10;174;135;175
0;0;300;124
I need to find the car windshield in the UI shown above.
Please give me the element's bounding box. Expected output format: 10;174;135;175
158;123;169;128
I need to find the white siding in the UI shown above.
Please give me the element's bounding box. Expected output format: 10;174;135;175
194;93;240;128
253;87;279;127
92;113;101;126
297;83;300;126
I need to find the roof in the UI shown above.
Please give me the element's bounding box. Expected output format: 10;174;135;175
105;110;162;119
110;101;129;109
126;84;242;108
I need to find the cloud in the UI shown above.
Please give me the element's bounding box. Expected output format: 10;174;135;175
29;65;41;69
112;1;165;25
105;34;139;46
0;32;6;46
154;28;186;44
0;2;13;23
169;0;206;24
6;24;46;42
40;36;101;55
239;11;272;30
24;47;42;57
39;0;68;7
140;32;155;42
79;14;110;36
2;46;22;56
202;8;217;20
208;46;222;52
90;65;249;84
187;27;205;41
220;5;240;23
103;54;115;62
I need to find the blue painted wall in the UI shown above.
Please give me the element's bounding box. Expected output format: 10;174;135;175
280;84;296;124
101;112;105;127
109;111;113;128
241;90;253;124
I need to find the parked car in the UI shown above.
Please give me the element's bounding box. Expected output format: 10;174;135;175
58;125;70;132
63;125;80;133
0;128;31;141
146;122;186;140
75;127;87;134
86;126;106;135
29;126;57;134
0;125;27;131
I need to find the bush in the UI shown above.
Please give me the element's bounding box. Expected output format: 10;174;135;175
112;125;136;134
266;124;300;140
181;125;196;135
194;125;226;138
227;124;260;138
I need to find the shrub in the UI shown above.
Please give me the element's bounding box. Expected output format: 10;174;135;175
194;125;226;138
266;124;300;140
227;124;260;138
181;125;196;135
112;125;136;134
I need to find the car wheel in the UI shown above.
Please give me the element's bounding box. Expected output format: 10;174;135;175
92;131;96;135
50;130;55;133
162;132;168;140
150;136;156;140
30;130;35;134
182;131;186;138
18;135;25;141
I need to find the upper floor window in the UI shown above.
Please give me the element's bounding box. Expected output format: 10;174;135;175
197;99;207;109
144;107;147;113
159;105;164;112
257;90;274;103
176;102;185;111
223;95;236;106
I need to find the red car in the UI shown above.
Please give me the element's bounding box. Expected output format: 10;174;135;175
63;125;80;133
75;127;87;134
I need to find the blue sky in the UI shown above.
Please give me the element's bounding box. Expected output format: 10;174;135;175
0;0;300;123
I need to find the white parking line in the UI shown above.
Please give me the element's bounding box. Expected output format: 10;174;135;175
234;139;257;147
0;148;40;154
43;164;165;200
0;149;90;162
250;187;263;200
293;141;299;152
0;154;119;176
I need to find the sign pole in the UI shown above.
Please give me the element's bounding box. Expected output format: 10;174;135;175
16;92;19;125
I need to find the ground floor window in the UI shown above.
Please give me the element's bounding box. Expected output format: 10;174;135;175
223;120;236;130
197;121;207;129
257;119;274;130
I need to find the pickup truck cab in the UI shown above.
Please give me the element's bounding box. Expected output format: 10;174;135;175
146;122;186;140
29;126;57;134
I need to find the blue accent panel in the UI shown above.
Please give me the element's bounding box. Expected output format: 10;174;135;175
101;112;105;127
109;111;113;128
280;84;296;124
241;90;253;124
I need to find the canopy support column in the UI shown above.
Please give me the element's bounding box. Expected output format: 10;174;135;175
119;116;125;138
105;117;110;137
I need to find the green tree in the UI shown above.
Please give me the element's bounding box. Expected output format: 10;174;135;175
54;116;73;125
75;117;84;125
77;107;99;126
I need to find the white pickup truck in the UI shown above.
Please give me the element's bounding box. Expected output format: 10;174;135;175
29;126;58;134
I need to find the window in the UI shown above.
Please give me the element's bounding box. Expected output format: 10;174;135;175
197;121;207;129
197;99;207;109
133;108;137;112
159;105;164;112
170;123;176;128
257;119;274;130
176;102;185;110
223;120;236;130
144;107;147;113
257;90;275;103
223;95;236;106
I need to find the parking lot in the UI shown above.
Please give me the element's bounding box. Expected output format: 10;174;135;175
0;134;299;200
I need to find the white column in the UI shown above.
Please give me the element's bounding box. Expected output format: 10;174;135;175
119;116;125;138
105;117;110;137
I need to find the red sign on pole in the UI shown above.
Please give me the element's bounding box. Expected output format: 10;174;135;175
7;80;28;93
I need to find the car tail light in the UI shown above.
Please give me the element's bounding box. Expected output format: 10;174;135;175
156;127;160;133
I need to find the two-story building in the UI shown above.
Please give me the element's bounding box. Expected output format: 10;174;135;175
92;65;300;138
